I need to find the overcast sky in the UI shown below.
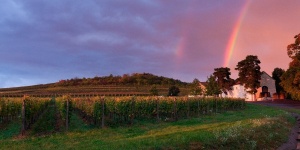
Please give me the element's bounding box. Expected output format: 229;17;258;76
0;0;299;88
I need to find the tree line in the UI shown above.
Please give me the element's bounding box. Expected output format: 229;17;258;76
55;73;188;87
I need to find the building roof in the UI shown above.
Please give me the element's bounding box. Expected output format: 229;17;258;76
261;71;274;80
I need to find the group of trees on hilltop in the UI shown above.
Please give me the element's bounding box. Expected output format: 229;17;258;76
55;73;188;87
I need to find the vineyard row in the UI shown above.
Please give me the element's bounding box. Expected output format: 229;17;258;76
72;96;246;127
0;93;149;98
0;96;71;134
0;96;245;130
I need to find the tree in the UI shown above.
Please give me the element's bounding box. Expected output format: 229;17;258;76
189;78;203;96
281;33;300;100
287;33;300;58
235;55;261;101
205;75;221;96
280;60;300;100
168;85;180;96
149;85;159;96
272;68;285;95
213;67;235;95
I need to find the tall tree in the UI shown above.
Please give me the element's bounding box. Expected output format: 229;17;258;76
189;78;203;96
235;55;261;101
272;68;285;95
281;33;300;100
213;67;235;95
205;75;221;96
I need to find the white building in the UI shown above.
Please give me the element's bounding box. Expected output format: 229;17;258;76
221;71;276;101
226;84;252;100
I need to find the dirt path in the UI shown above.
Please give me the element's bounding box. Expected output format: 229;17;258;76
250;99;300;109
250;100;300;150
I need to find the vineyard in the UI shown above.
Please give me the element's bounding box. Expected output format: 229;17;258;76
0;83;190;97
0;78;194;101
0;96;245;135
1;96;295;149
72;96;245;127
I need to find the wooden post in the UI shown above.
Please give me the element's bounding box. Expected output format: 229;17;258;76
173;98;177;121
197;99;200;117
66;99;69;131
130;97;135;125
215;98;217;114
207;99;209;114
187;97;190;118
101;97;105;128
21;96;26;136
156;97;159;122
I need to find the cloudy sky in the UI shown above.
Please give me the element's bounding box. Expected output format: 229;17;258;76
0;0;299;88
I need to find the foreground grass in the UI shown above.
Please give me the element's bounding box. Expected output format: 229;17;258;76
0;121;21;140
0;104;295;150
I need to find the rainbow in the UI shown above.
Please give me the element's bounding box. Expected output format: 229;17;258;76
175;37;186;59
223;0;251;67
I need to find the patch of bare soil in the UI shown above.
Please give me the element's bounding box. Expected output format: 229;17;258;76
189;142;203;150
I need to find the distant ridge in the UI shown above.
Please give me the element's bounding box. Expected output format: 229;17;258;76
0;73;190;96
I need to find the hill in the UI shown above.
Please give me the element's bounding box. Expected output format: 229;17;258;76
0;73;190;97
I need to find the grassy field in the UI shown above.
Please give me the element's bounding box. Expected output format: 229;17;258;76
0;103;295;150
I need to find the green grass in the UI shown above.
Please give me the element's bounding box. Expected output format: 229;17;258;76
0;103;295;150
0;120;21;140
